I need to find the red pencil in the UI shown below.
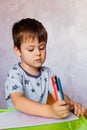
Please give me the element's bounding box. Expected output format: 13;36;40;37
51;77;59;101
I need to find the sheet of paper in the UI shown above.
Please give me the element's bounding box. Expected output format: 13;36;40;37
0;110;78;129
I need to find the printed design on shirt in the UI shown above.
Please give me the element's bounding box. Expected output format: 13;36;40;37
41;67;45;71
44;77;47;82
36;82;40;86
40;77;47;98
7;73;9;77
40;93;43;98
17;73;20;76
12;66;18;70
31;88;35;92
26;81;35;93
11;76;14;79
24;79;36;94
25;80;30;85
6;66;50;103
6;95;10;100
12;85;19;90
36;76;42;86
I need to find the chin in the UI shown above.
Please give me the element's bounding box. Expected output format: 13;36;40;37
34;64;42;68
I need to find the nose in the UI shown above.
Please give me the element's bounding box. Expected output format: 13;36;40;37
35;48;41;56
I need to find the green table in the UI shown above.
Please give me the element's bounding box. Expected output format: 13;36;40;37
0;109;87;130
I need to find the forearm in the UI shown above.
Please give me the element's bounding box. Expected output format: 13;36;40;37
11;95;56;118
11;93;70;119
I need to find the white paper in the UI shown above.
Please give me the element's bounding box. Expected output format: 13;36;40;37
0;110;78;129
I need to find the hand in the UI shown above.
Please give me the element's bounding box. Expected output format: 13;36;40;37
64;94;85;117
64;94;74;110
51;100;70;119
73;101;85;117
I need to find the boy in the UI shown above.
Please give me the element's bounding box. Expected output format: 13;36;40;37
5;18;85;119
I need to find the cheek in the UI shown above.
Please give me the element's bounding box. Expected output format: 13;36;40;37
42;50;46;58
44;50;46;56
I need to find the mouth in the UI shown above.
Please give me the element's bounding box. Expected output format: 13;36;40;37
35;59;42;63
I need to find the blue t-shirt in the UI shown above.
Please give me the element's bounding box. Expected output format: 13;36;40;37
4;63;54;108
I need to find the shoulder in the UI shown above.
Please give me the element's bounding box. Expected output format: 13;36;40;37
8;63;20;73
7;63;23;78
40;66;53;76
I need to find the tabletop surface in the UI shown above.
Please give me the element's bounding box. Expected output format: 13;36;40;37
0;109;87;130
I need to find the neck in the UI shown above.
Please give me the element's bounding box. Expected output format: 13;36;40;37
20;62;40;76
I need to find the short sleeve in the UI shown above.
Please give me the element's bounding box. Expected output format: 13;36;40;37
4;68;23;100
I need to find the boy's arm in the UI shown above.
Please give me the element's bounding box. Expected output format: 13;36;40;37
11;92;70;119
50;85;85;117
11;92;54;117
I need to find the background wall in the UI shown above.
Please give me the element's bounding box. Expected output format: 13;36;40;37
0;0;87;108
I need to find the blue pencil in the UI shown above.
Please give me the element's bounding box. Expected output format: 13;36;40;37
56;77;64;100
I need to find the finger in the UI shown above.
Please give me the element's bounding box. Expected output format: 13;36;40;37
56;104;70;112
74;103;83;117
56;100;67;105
80;106;85;115
57;111;70;118
74;103;80;116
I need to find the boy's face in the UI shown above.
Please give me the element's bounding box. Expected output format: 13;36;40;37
14;37;46;74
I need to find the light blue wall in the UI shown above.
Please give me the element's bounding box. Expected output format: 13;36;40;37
0;0;87;108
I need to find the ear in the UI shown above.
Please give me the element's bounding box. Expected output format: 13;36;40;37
13;46;21;57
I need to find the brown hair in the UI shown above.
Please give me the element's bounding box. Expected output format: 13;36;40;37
12;18;48;50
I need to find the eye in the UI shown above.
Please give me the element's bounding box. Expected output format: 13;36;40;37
27;48;34;52
39;45;46;50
